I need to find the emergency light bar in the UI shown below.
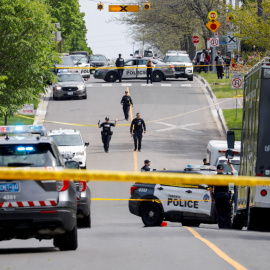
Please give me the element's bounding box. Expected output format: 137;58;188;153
185;164;217;171
0;125;46;136
218;150;240;154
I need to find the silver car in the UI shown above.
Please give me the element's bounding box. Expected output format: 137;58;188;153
53;73;87;100
94;58;175;82
0;125;78;251
70;54;91;79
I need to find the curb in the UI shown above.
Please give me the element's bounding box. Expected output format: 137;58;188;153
33;87;52;125
194;74;228;137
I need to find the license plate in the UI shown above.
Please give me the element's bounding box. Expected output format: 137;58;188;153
0;182;20;192
176;71;184;74
68;92;73;95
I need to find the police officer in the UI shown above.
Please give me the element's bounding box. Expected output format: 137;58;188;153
130;113;146;152
120;90;133;121
209;161;235;229
98;117;117;153
115;53;125;82
141;160;151;171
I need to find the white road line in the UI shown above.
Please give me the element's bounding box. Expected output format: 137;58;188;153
88;84;93;87
161;84;171;87
181;84;192;87
155;122;201;133
141;84;153;86
102;84;112;87
122;83;132;86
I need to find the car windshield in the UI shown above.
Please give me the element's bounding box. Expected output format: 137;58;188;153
0;144;58;167
51;135;83;146
60;57;74;66
70;55;89;64
218;159;240;174
164;56;191;63
57;74;83;82
90;55;107;61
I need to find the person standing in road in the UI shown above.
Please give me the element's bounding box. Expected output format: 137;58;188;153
120;90;133;121
224;55;231;79
215;51;224;79
146;59;154;84
115;54;125;82
209;162;235;229
98;117;117;153
130;113;146;152
141;160;151;171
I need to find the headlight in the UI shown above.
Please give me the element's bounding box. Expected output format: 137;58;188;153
76;151;84;156
55;86;61;91
78;85;85;90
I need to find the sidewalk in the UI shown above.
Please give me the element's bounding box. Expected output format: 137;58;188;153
218;97;243;110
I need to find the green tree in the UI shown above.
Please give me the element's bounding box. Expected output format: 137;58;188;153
0;0;58;124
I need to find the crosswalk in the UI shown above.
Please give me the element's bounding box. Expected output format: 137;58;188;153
87;83;200;88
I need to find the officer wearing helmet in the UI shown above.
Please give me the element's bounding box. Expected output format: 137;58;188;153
141;160;151;171
98;116;117;153
120;90;133;121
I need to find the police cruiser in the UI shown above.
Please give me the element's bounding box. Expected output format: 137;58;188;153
0;125;79;250
47;129;89;169
129;165;217;227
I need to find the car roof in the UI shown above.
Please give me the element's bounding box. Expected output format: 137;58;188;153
70;54;86;57
47;129;81;136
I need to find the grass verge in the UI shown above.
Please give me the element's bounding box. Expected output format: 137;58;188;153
195;71;243;98
0;114;35;126
223;109;242;141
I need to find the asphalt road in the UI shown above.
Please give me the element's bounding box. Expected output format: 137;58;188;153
0;77;269;270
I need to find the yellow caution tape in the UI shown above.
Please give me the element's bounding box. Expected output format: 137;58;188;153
233;95;243;98
0;168;269;186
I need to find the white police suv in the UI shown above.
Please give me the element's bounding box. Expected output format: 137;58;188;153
129;165;217;227
47;129;89;169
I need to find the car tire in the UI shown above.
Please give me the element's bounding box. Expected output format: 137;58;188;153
105;72;118;82
81;165;87;170
152;71;163;82
181;220;200;227
82;92;87;100
78;215;91;228
54;223;78;251
141;202;163;227
232;214;244;230
53;94;58;100
188;76;193;81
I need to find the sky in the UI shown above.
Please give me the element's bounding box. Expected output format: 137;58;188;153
79;0;135;60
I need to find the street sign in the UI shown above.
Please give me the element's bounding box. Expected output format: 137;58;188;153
210;38;219;47
18;104;34;115
227;32;237;51
208;11;218;20
231;74;243;89
192;35;200;44
206;20;221;33
109;5;139;12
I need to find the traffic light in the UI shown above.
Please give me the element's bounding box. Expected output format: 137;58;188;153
144;3;151;10
97;3;104;11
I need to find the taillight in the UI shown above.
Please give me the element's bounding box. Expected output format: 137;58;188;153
130;186;138;195
56;180;70;192
261;189;267;196
257;174;263;176
79;181;87;192
169;65;173;68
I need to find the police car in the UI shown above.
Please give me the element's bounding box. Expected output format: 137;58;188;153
47;129;89;169
163;51;194;81
94;57;175;82
129;165;217;227
0;125;78;250
70;54;91;79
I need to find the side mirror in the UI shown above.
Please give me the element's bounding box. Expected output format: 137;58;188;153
226;149;234;160
65;160;80;169
85;142;89;147
227;131;235;149
107;59;110;61
130;54;133;56
77;62;82;65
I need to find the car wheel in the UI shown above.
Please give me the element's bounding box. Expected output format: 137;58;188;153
53;94;58;100
78;215;91;228
181;220;200;227
81;165;87;170
82;92;87;100
141;202;163;227
54;223;78;251
152;71;163;82
232;213;244;230
105;72;118;82
188;76;193;81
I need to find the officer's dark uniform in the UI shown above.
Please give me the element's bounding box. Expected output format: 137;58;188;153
146;60;153;84
121;93;133;120
115;54;125;82
100;121;115;153
213;173;231;229
130;117;146;151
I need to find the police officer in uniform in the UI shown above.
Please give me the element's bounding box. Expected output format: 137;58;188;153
209;161;235;229
115;53;125;82
141;160;151;171
98;117;117;153
121;90;133;120
130;113;146;152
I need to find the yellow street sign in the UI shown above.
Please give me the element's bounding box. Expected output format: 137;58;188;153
109;5;139;12
208;10;218;20
206;19;221;33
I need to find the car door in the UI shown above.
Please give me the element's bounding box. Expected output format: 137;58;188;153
137;59;148;79
122;60;136;79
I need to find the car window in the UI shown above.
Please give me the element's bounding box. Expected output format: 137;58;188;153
57;74;83;82
70;56;88;63
0;144;59;167
125;60;136;66
164;55;191;63
60;57;74;66
90;55;107;61
138;60;148;65
51;135;83;146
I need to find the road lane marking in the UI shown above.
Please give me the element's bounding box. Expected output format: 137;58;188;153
181;84;192;87
102;84;112;87
155;122;201;133
127;87;138;172
122;83;132;86
141;84;153;86
185;227;247;270
161;84;171;87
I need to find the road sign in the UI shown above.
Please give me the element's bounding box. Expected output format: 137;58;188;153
206;20;221;33
208;11;218;20
231;74;243;89
227;32;237;51
192;36;200;44
210;38;219;47
109;5;139;12
18;104;34;115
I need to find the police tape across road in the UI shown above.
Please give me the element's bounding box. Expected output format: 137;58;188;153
0;168;270;186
